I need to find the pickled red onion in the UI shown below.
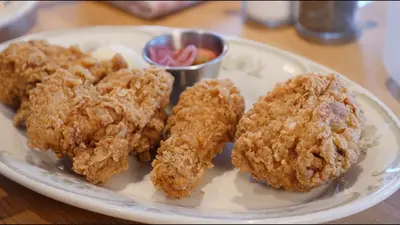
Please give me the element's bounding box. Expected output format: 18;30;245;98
158;54;177;66
149;46;173;63
173;45;197;66
148;45;198;67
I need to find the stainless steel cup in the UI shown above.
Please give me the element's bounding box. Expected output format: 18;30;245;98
142;29;228;105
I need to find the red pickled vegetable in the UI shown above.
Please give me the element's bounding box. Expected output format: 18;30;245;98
158;54;177;66
149;46;173;64
173;45;198;66
148;45;216;67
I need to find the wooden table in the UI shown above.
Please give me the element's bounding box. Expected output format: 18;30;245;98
1;1;399;224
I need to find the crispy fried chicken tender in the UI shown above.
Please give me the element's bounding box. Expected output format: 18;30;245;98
27;67;173;184
151;79;245;198
232;73;365;192
0;40;127;126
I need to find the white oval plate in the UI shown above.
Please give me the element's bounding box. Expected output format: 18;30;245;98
0;26;399;224
0;1;37;29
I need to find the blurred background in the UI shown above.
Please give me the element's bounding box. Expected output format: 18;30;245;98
0;1;398;99
1;0;398;106
0;1;377;43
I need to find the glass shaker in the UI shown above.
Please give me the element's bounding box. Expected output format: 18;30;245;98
384;1;400;99
242;1;297;28
295;1;360;44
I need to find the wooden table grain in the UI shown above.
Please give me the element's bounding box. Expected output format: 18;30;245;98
0;1;399;224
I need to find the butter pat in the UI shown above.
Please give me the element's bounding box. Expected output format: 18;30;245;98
92;45;147;69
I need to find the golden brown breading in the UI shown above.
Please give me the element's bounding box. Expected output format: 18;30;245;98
27;67;173;184
232;73;365;192
151;79;245;198
0;40;127;126
134;109;168;162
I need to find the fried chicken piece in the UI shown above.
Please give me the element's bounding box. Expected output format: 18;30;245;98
151;79;245;198
232;73;365;192
134;109;168;162
95;68;171;163
27;67;173;184
0;40;127;126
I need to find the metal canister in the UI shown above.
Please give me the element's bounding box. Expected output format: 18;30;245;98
295;1;360;44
